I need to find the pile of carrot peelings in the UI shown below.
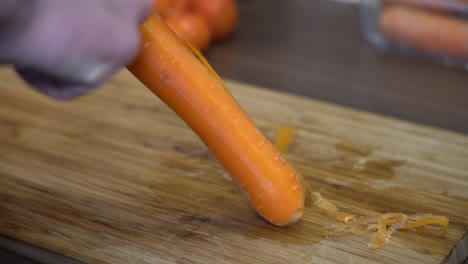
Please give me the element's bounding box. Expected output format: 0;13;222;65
312;192;449;250
272;126;448;249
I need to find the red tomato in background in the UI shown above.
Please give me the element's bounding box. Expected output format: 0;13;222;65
165;13;212;51
167;0;190;18
190;0;238;41
153;0;170;17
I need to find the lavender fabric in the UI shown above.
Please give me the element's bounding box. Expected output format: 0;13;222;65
0;0;152;99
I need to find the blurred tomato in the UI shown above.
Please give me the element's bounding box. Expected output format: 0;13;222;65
167;0;190;18
190;0;238;40
165;13;212;51
153;0;170;17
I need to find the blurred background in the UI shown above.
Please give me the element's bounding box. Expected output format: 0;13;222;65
197;0;468;134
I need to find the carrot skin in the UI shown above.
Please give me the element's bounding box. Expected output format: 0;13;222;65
127;13;305;226
380;6;468;59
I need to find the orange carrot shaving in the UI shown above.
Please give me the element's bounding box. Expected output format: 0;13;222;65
127;13;305;226
274;126;295;155
185;41;231;94
312;192;338;218
335;212;357;224
405;214;449;229
312;192;449;249
368;213;407;249
404;214;449;236
312;192;356;224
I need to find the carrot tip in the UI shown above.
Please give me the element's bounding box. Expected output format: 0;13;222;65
283;208;304;227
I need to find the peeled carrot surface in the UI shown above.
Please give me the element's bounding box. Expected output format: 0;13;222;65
380;6;468;59
127;13;305;226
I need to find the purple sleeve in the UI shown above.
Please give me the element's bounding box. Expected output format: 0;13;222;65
0;0;152;99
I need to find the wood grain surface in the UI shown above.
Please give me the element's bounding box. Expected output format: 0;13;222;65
0;68;467;263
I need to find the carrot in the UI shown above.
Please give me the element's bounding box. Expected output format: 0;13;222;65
380;6;468;59
126;13;305;226
380;0;468;13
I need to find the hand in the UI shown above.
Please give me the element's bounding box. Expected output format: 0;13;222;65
0;0;152;99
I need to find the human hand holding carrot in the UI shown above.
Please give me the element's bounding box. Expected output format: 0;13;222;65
0;0;152;99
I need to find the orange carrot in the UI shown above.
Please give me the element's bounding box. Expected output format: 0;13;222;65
127;13;305;226
380;6;468;59
380;0;468;13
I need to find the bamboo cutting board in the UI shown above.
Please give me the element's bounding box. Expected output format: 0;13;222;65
0;68;467;264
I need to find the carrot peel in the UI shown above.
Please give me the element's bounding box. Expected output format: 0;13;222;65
313;193;449;250
312;192;356;224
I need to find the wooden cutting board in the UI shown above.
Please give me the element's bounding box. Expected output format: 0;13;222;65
0;68;467;264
